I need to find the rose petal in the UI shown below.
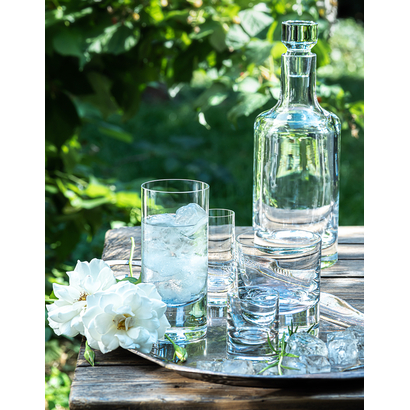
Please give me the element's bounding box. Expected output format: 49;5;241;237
94;313;115;335
115;305;134;317
82;306;101;334
72;260;91;281
99;292;122;310
53;284;81;303
100;329;120;353
59;319;80;337
116;332;135;349
89;258;111;275
48;303;83;323
97;267;117;289
136;283;162;301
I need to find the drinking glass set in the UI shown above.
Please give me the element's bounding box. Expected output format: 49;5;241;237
139;19;341;362
141;178;322;361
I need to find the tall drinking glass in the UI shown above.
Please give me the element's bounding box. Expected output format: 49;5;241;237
208;209;236;306
141;179;209;343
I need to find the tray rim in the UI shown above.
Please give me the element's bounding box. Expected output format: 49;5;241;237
127;347;364;388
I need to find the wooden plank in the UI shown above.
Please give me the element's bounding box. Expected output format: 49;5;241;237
321;259;363;278
321;278;364;313
338;226;364;244
336;244;363;260
102;226;365;261
70;362;363;410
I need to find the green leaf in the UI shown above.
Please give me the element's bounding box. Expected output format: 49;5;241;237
225;24;250;50
236;77;261;94
45;8;65;29
45;92;81;149
80;72;120;119
238;9;274;38
84;340;95;366
97;122;133;143
52;28;84;59
45;6;93;28
114;191;141;208
83;179;113;198
117;276;141;285
271;41;286;59
86;22;139;56
209;23;227;53
244;40;274;66
194;83;229;112
313;38;331;68
228;92;270;124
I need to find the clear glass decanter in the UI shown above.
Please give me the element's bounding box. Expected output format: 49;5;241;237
252;20;341;268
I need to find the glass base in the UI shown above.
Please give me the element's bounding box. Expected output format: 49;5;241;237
161;294;207;343
208;292;228;306
226;328;278;361
278;303;319;339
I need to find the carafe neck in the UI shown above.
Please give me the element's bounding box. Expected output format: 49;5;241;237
279;53;317;107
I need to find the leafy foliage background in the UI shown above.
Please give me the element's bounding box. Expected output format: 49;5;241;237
45;1;364;408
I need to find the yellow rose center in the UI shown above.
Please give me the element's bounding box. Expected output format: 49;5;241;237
114;314;132;331
77;292;89;302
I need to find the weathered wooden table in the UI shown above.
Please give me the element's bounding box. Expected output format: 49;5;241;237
69;226;364;410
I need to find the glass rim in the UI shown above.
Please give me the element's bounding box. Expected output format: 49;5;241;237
231;285;280;302
236;229;321;248
209;208;235;217
236;285;279;294
141;178;210;194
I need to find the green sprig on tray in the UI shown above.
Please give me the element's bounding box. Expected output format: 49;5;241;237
258;324;315;376
164;335;188;363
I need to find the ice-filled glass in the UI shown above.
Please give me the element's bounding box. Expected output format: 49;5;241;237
141;179;209;343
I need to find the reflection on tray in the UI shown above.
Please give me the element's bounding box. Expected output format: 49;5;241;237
134;293;364;385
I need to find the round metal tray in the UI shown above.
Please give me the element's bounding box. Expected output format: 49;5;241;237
128;294;364;388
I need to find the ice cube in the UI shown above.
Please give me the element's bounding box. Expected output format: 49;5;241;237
196;360;223;372
299;355;331;373
348;325;364;363
157;281;191;304
281;356;307;375
327;326;364;363
219;359;255;375
175;203;207;226
327;338;359;369
286;332;328;357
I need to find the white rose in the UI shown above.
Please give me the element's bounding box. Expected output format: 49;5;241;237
46;259;117;337
82;281;170;354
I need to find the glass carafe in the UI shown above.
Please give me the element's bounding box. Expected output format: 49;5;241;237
252;21;341;268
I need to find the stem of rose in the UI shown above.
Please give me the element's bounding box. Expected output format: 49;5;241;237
129;237;135;277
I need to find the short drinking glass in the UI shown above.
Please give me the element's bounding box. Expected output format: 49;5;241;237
141;179;209;343
227;285;279;361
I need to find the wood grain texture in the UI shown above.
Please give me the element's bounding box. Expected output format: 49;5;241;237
70;355;364;410
70;226;365;410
